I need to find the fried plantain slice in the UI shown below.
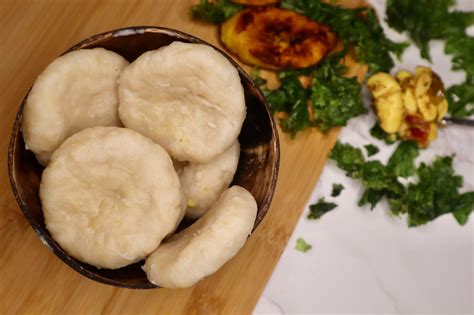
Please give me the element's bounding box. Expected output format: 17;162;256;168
231;0;279;5
220;7;336;69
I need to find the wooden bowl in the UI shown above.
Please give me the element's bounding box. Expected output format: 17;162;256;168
8;27;280;289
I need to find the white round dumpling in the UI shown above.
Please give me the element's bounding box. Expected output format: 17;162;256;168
40;127;182;269
143;186;257;288
22;48;128;166
181;141;240;219
118;41;246;163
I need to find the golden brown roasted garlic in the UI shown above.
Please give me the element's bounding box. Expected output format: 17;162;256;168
368;66;448;147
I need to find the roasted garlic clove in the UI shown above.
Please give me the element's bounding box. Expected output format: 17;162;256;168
368;73;403;133
417;94;438;122
415;66;432;76
428;122;438;142
415;73;438;121
402;87;418;113
369;66;448;147
415;72;432;96
368;73;401;98
437;99;448;122
395;70;412;82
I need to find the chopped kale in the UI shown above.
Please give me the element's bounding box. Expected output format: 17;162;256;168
405;156;473;226
387;141;419;178
331;183;345;197
370;123;397;144
191;0;242;24
446;79;474;118
364;144;380;157
308;198;337;220
386;0;474;62
329;141;473;226
311;55;367;131
263;72;311;137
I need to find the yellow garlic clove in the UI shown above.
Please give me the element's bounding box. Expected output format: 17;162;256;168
417;94;438;122
368;73;403;133
428;122;438;142
395;70;412;82
402;87;418;113
437;99;448;122
367;73;401;98
415;73;437;121
415;73;432;96
375;93;404;133
415;66;432;76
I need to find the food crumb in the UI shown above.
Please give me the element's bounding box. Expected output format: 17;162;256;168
295;237;312;253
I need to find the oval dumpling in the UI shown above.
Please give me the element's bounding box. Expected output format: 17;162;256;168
143;186;257;288
40;127;182;269
118;42;246;163
181;141;240;219
22;48;128;166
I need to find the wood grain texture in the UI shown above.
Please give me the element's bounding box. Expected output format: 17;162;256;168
0;0;365;313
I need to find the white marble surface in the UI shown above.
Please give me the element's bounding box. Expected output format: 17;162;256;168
255;1;474;314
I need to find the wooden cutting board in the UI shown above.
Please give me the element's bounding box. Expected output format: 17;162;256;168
0;0;366;313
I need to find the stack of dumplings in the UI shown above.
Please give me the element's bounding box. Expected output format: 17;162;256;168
23;42;258;288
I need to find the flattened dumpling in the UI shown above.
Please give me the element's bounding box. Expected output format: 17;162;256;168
40;127;182;269
23;48;128;166
143;186;257;288
118;42;246;163
181;141;240;219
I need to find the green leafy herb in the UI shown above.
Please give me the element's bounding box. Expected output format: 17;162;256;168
360;160;392;190
357;159;405;211
329;142;473;226
250;67;267;87
386;0;474;61
191;0;242;24
330;147;402;209
263;72;311;137
453;192;474;225
439;33;473;118
329;141;365;178
364;144;379;157
358;188;384;210
264;55;366;135
308;198;337;220
331;183;345;197
295;237;312;253
405;156;473;226
445;35;474;80
370;123;397;144
387;141;419;178
311;55;367;131
446;79;474;118
281;0;408;73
